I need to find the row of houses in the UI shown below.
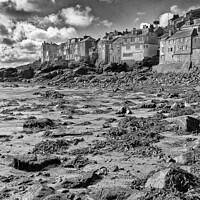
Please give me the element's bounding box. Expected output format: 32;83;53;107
42;7;200;68
41;26;161;66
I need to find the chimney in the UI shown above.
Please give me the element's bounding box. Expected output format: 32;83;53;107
169;29;172;37
126;29;128;33
114;30;118;35
132;28;136;35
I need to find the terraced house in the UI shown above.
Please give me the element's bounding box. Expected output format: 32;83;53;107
121;27;159;67
159;28;199;65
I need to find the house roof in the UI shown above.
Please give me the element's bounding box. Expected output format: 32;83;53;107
112;37;123;44
160;33;169;40
167;29;194;40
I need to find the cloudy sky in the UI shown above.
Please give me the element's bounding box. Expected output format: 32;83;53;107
0;0;200;68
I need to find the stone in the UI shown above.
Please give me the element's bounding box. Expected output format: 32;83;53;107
126;191;146;200
23;118;54;129
12;155;61;172
61;172;101;189
145;168;170;189
175;116;200;132
21;184;55;200
145;167;199;192
116;106;132;114
174;151;194;165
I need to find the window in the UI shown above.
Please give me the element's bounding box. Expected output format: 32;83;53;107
182;46;185;51
135;44;140;49
131;38;135;42
126;45;131;50
124;39;127;43
139;37;143;42
123;53;133;57
161;47;164;53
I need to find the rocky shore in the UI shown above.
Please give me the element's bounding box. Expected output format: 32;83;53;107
0;60;200;199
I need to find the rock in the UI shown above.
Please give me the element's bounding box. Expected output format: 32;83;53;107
42;90;65;98
61;172;102;189
23;118;54;129
116;106;132;114
93;187;132;200
145;168;170;189
174;151;194;165
95;166;108;175
73;65;88;75
111;165;119;172
18;67;34;79
32;139;71;155
21;184;55;200
43;193;82;200
64;155;91;169
140;100;156;109
12;155;61;171
175;116;200;132
145;166;199;192
126;191;146;200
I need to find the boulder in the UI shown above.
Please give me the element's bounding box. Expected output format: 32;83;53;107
21;184;55;200
174;151;194;165
12;155;61;171
175;116;200;132
145;168;170;189
145;166;199;192
23;118;54;129
18;67;34;79
116;106;132;114
61;172;101;188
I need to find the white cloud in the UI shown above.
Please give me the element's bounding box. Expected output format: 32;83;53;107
61;5;94;26
100;19;113;27
159;13;173;27
0;0;57;12
30;26;78;43
134;17;140;22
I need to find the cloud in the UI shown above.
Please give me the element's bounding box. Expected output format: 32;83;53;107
0;0;57;12
159;13;174;27
100;19;113;27
137;12;146;16
134;17;140;22
30;26;78;43
140;22;150;29
61;5;94;27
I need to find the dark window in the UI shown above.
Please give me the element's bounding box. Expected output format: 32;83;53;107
123;53;133;57
126;45;131;50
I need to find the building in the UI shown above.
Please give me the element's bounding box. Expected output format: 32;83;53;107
74;36;96;62
109;37;123;63
97;39;113;63
41;42;59;63
89;39;100;64
121;27;159;66
192;33;200;66
159;28;198;64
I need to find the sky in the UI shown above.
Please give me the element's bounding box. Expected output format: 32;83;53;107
0;0;200;68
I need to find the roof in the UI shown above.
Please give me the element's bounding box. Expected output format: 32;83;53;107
160;33;169;40
167;29;194;40
112;37;123;44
